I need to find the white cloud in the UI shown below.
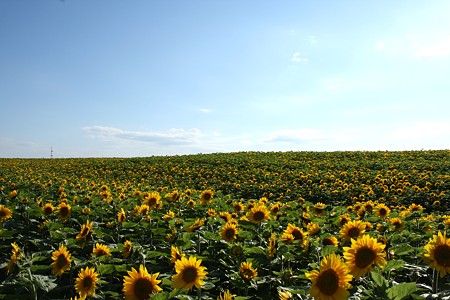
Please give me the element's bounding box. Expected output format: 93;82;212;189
198;108;211;113
415;36;450;57
291;52;308;63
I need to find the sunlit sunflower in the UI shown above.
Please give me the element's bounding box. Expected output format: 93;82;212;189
123;264;162;299
219;211;233;222
92;243;111;257
305;253;353;300
171;246;186;264
57;202;71;221
118;208;126;223
51;245;72;276
200;189;214;205
233;201;244;213
140;204;150;216
206;208;217;217
0;205;13;222
284;223;308;241
375;203;391;219
185;218;205;232
307;222;320;236
42;203;54;216
322;235;339;247
313;202;327;217
172;256;208;290
338;214;351;227
7;242;23;274
165;190;179;203
423;231;450;277
163;210;175;222
270;202;282;217
240;261;258;280
76;220;94;240
220;222;239;242
143;191;162;209
340;220;366;241
217;290;235;300
268;233;277;258
246;203;270;224
122;240;133;258
408;203;423;213
75;266;99;298
343;235;387;279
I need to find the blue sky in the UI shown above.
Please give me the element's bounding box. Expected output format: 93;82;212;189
1;1;450;158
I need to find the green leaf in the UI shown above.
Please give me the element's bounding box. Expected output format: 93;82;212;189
386;282;417;300
31;274;57;292
370;271;388;288
97;264;115;275
383;259;405;273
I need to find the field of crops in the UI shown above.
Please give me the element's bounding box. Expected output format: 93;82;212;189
1;150;450;300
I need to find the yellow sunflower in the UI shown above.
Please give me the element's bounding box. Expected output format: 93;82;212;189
340;220;366;241
233;201;244;213
240;261;258;280
118;208;126;223
389;217;404;232
122;240;133;258
220;222;239;242
123;264;162;299
92;243;111;257
75;267;99;298
278;289;293;300
57;202;71;221
170;246;186;264
343;235;387;279
268;233;277;258
42;203;54;216
313;202;327;217
246;203;270;224
423;231;450;277
143;191;162;209
200;189;214;205
7;242;23;274
172;256;208;290
163;210;175;222
51;245;72;276
375;203;391;219
185;218;205;232
305;253;352;300
284;223;308;241
0;205;13;222
217;290;235;300
76;220;94;240
322;236;339;247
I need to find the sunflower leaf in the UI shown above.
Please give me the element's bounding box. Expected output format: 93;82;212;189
386;282;417;300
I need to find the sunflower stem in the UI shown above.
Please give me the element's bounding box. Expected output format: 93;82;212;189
433;268;439;294
197;287;202;300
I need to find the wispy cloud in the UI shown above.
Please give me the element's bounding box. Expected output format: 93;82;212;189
198;108;211;113
291;52;308;63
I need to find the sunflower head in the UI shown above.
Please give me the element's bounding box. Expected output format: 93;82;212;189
240;261;258;280
246;203;270;224
123;264;162;299
305;253;352;300
424;231;450;277
76;220;94;240
217;290;235;300
340;220;366;241
200;189;214;205
92;243;111;257
172;256;208;290
51;245;72;276
117;208;126;223
122;240;133;258
42;203;54;216
75;267;99;298
220;222;239;243
57;202;71;221
170;246;185;264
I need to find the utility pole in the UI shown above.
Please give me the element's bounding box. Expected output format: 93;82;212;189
51;147;53;159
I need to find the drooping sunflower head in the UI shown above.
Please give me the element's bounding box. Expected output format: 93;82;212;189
76;220;94;240
117;208;126;223
220;222;239;243
75;267;99;298
170;246;185;264
322;235;339;247
268;233;277;258
424;231;450;277
307;222;320;236
240;261;258;280
343;235;387;279
51;245;72;276
278;289;293;300
340;219;366;240
185;218;205;232
92;243;111;257
217;290;236;300
305;253;353;300
123;264;162;300
246;203;270;224
122;240;133;258
172;256;208;290
313;202;327;216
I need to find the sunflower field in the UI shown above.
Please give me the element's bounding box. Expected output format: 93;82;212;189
1;150;450;300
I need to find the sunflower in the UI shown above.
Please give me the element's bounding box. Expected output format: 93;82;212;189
185;218;205;232
313;202;327;217
171;246;186;264
246;203;270;224
270;202;282;216
217;290;235;300
233;201;244;213
92;243;111;257
163;210;175;222
284;223;308;241
240;261;258;280
340;220;366;241
307;222;320;235
343;235;387;279
165;190;179;203
375;203;391;219
423;231;450;277
172;256;208;290
220;222;239;242
123;264;162;299
0;205;13;222
200;189;214;205
389;217;404;231
306;253;352;300
42;203;54;216
268;233;277;258
219;211;233;222
206;208;217;217
143;191;162;209
322;236;339;247
122;240;133;258
278;289;293;300
118;208;126;223
51;245;72;276
338;214;351;226
7;242;23;274
57;202;71;221
75;267;99;298
76;220;94;240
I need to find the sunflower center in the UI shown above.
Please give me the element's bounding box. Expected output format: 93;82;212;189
0;211;5;217
393;221;402;229
134;278;153;300
148;198;157;206
56;255;68;268
224;228;236;239
202;193;212;201
348;227;361;239
291;229;303;240
242;268;255;279
60;207;69;217
44;207;53;215
434;244;450;267
253;211;265;222
379;208;387;216
316;269;339;296
182;266;198;283
355;247;376;268
322;238;334;246
83;276;93;289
